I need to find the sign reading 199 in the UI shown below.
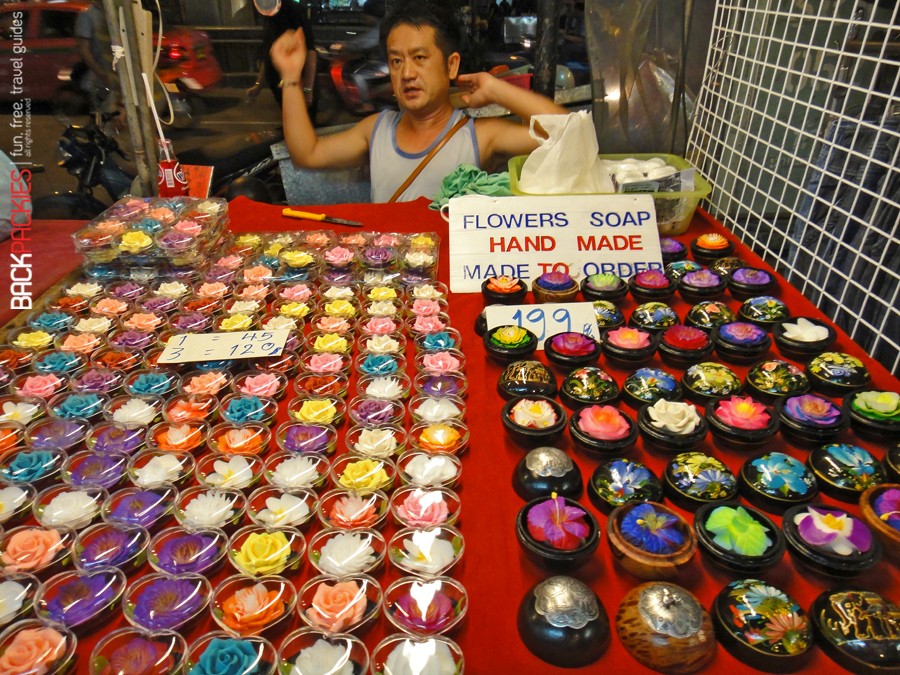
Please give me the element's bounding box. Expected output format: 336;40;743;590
509;306;598;342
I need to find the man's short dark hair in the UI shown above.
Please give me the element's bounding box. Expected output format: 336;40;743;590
379;0;462;60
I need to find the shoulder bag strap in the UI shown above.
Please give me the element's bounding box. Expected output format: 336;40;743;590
388;114;471;203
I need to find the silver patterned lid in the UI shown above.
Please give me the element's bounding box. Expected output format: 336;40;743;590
525;447;575;478
638;583;703;638
533;576;601;629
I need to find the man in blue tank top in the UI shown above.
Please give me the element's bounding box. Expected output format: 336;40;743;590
271;0;566;202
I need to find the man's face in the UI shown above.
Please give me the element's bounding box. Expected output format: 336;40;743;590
386;23;459;114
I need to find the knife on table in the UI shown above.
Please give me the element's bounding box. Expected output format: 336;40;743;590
282;208;364;227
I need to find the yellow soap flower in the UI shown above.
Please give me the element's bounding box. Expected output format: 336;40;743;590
313;334;349;353
279;302;311;318
233;531;291;575
281;250;315;268
13;331;53;349
220;314;253;331
235;234;262;249
324;300;357;317
409;234;436;248
339;458;390;490
294;399;337;424
418;424;463;453
491;326;529;347
119;231;153;253
367;286;397;301
264;242;285;257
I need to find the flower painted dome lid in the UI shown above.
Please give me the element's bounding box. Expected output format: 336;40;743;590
589;458;662;511
739;452;817;513
664;451;737;510
807;444;884;502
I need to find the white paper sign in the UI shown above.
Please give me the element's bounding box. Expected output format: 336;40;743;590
448;194;662;293
158;330;289;364
485;302;598;347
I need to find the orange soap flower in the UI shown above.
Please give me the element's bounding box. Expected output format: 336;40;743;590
305;580;367;632
216;428;265;455
221;583;285;635
0;528;63;573
0;626;66;675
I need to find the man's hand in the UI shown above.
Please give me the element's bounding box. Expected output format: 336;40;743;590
246;81;263;101
456;72;497;108
270;29;307;80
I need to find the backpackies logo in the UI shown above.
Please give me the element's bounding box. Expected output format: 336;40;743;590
8;168;33;310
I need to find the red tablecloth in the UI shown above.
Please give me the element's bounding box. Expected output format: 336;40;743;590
2;197;898;674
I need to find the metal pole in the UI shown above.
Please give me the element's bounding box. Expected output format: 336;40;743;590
534;0;560;99
102;0;156;195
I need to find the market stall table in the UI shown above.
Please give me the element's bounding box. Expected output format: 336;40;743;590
1;197;898;674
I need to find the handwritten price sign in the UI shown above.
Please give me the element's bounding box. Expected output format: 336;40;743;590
485;302;598;347
158;330;290;364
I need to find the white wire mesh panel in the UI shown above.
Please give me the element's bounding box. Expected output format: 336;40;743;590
687;0;900;375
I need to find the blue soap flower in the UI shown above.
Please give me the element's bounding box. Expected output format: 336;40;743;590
33;351;81;374
423;331;456;351
129;373;173;395
224;396;265;423
360;354;398;376
30;312;73;332
190;638;263;675
3;450;56;482
55;394;103;418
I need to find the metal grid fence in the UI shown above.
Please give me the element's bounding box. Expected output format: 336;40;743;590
686;0;899;374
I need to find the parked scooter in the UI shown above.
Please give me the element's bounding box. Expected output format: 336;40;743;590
32;113;285;220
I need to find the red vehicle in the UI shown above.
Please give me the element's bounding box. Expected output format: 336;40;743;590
0;1;221;102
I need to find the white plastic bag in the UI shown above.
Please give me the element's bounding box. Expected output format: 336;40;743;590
518;111;614;194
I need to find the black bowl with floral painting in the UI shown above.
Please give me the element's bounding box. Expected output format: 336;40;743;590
600;327;658;367
531;271;579;304
659;238;687;264
657;325;714;369
806;351;871;397
637;400;708;454
782;504;881;579
739;451;818;514
739;296;790;331
690;233;735;265
497;360;558;400
481;276;527;305
665;260;704;283
844;390;900;442
606;500;696;580
514;446;583;502
693;502;785;575
807;443;884;503
628;270;676;304
516;494;599;570
678;269;728;304
622;368;682;410
710;256;744;277
483;325;538;364
568;405;638;457
712;322;772;364
502;395;568;447
664;451;737;511
581;273;628;304
685;301;736;332
728;267;777;301
772;316;836;360
745;360;809;404
714;580;813;672
591;301;625;331
589;458;662;513
705;395;779;452
682;362;742;404
775;394;848;447
629;302;679;334
559;367;618;409
544;332;601;370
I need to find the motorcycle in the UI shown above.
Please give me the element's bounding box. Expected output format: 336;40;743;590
32;113;285;220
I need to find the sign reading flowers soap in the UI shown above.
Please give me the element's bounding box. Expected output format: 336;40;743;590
447;194;664;293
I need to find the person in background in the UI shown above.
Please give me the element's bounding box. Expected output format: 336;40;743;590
75;0;117;113
270;0;565;202
247;0;317;116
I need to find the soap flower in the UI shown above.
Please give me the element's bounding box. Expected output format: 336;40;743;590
367;286;397;301
620;502;684;554
633;270;670;289
0;626;66;674
239;374;281;398
281;250;315;268
112;398;158;426
325;246;355;267
271;457;321;489
662;325;709;350
182;492;235;528
279;302;311;319
41;490;99;529
396;490;450;527
16;374;64;399
411;284;444;299
510;399;557;429
647;399;701;434
307;354;345;373
417;424;463;453
550;332;595;357
577;405;630;440
851;390;900;421
219;314;253;331
696;233;730;249
607;327;650;349
61;333;102;354
404;455;458;487
206;456;254;489
339;458;390;491
715;396;771;430
487;276;521;293
313;334;349;354
154;282;188;300
279;284;312;301
221;583;285;635
362;318;398;336
526;494;589;550
1;402;42;426
155;423;204;452
0;527;64;572
100;636;174;675
119;230;153;253
182;372;229;395
233;531;292;575
242;265;273;283
123;313;162;331
422;352;460;374
586;273;622;290
873;488;900;532
705;505;772;556
295;400;337;424
411;299;441;317
413;316;446;333
399;531;457;574
197;282;229;299
323;300;356;317
305;580;367;632
682;269;722;288
315;316;352;334
793;506;872;556
750;453;811;495
263;316;297;332
12;331;53;350
720;322;767;345
784;394;841;426
536;271;574;290
329;494;379;528
257;493;310;527
490;326;530;348
352;428;398;458
218;428;265;455
781;317;830;342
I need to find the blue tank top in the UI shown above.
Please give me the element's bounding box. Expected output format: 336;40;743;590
369;109;479;202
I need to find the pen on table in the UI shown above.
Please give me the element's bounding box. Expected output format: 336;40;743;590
282;208;364;228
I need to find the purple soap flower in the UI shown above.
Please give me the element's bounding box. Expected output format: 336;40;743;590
109;490;167;527
719;322;768;345
78;526;140;568
73;368;122;394
93;425;144;454
111;331;154;350
363;246;396;266
682;269;722;288
45;572;120;626
634;270;670;289
170;312;209;331
154;532;220;574
660;238;685;254
69;453;125;488
131;577;204;629
284;424;330;453
140;296;178;313
536;271;574;291
204;266;237;284
104;637;170;674
110;282;145;299
784;394;842;426
420;375;460;397
353;399;397;425
29;419;88;451
732;268;772;285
